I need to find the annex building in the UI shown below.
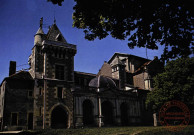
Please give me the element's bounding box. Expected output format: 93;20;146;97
0;18;162;130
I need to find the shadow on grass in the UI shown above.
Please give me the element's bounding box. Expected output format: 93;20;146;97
1;125;194;135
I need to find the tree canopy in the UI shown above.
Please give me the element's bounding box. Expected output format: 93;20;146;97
146;57;194;111
48;0;193;62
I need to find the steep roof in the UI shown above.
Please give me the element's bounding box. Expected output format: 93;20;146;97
46;24;67;43
7;71;33;80
35;27;44;35
108;52;150;64
134;56;159;73
0;71;33;87
97;62;112;77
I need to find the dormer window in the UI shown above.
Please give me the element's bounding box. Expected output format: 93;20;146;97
56;34;62;41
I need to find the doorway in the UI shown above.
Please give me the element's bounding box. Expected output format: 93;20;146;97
102;101;114;126
83;99;94;126
28;113;33;130
51;106;68;129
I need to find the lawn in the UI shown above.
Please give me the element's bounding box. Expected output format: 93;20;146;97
1;125;194;135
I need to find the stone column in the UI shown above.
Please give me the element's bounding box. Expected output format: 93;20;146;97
98;97;103;127
75;97;83;127
115;99;121;126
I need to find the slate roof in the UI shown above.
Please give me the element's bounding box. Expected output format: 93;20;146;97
46;24;67;43
7;71;33;80
35;27;44;35
108;52;150;64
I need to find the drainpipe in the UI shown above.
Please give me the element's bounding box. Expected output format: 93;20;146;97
97;76;102;127
43;52;47;129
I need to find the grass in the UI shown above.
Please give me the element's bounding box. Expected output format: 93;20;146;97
1;125;194;135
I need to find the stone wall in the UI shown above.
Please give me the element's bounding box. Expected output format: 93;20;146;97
3;79;34;130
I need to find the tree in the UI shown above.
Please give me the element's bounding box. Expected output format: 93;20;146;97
146;57;194;112
48;0;194;62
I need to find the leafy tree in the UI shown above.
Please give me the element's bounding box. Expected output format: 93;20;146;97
146;57;194;112
48;0;193;62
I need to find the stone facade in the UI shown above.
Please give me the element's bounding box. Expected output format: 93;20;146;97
0;19;163;130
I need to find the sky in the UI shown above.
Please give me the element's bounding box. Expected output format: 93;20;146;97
0;0;163;83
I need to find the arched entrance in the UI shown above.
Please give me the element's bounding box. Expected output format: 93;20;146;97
51;106;68;129
102;101;114;126
120;102;129;126
83;99;94;126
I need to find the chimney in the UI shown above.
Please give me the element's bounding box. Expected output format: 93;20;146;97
9;61;16;76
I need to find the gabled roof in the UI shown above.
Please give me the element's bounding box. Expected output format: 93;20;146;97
7;71;33;80
0;71;33;87
74;71;96;77
134;57;158;73
46;24;67;43
108;52;150;64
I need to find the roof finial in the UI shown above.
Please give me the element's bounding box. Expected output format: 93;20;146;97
54;10;56;24
40;17;43;28
54;16;56;24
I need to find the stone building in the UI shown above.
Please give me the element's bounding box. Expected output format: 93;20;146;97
0;18;162;130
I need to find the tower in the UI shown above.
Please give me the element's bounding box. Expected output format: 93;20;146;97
29;18;76;129
111;56;126;89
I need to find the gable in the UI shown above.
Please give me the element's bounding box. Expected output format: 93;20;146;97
46;24;67;43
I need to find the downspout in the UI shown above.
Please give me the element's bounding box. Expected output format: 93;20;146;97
43;52;47;129
97;76;102;127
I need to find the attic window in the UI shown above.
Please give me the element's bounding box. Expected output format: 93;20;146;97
56;34;62;41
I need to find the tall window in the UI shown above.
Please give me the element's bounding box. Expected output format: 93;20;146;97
11;113;18;125
57;87;63;99
55;65;65;80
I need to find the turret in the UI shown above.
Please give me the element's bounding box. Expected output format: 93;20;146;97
34;17;44;45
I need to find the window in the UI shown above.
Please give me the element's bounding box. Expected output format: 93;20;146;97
57;87;63;99
112;66;118;72
11;113;18;125
28;90;33;98
55;65;65;80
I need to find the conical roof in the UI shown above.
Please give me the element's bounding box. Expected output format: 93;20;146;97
36;27;44;35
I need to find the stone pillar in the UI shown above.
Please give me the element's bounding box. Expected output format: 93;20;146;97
98;97;103;127
75;97;83;127
75;115;83;127
153;113;158;126
115;115;121;126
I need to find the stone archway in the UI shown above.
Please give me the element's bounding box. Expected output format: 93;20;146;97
120;102;129;126
83;99;94;126
51;106;68;129
102;101;114;126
